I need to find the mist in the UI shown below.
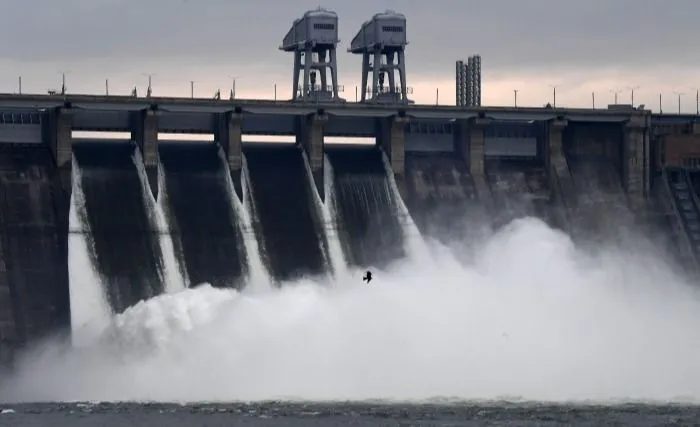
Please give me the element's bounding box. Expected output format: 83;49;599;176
1;217;700;404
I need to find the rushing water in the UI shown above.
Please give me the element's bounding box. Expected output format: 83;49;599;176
2;401;700;426
4;218;700;405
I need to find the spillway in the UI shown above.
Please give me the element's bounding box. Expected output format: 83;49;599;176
326;145;405;268
244;143;327;281
486;160;552;228
72;141;164;314
158;142;246;288
0;145;69;361
403;152;481;242
567;156;632;237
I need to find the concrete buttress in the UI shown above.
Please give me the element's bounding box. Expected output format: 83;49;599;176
379;115;409;176
624;115;649;211
545;119;575;224
216;111;243;199
45;107;73;194
464;117;490;200
131;108;159;199
299;113;326;201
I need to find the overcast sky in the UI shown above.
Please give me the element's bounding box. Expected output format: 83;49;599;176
1;0;698;112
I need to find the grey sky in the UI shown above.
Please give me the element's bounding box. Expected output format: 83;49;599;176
0;0;698;109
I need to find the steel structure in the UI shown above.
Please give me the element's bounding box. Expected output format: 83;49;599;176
456;55;481;107
349;11;410;104
456;60;467;106
280;8;344;102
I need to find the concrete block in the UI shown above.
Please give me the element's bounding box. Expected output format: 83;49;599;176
380;115;408;177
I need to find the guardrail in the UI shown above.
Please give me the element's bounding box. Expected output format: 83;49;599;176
0;111;41;125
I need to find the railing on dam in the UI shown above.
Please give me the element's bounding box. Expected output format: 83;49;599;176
0;111;43;144
0;111;42;125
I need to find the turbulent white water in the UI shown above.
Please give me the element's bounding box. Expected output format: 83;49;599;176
68;155;112;346
6;217;700;404
220;151;270;288
132;149;186;293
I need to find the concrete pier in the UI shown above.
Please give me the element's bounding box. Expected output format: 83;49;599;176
624;115;648;210
466;117;490;200
131;108;159;199
379;114;409;176
544;118;574;229
215;111;243;198
298;113;327;200
44;106;73;193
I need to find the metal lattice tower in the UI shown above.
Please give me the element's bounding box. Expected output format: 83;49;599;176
350;11;411;104
280;8;344;102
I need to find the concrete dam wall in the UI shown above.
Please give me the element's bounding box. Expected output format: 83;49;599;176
0;145;69;364
402;152;481;243
0;116;692;364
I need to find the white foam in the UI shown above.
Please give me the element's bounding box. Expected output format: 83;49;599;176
68;155;112;346
6;217;700;404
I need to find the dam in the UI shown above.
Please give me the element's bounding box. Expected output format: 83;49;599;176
1;8;700;366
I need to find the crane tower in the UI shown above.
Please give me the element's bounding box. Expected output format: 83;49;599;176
349;11;410;104
280;8;344;102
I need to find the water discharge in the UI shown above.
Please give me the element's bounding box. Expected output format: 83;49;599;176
302;152;347;278
68;155;111;346
322;156;349;279
221;152;270;288
133;149;186;293
381;152;431;261
5;217;700;404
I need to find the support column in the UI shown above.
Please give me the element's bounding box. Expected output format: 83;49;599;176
546;119;574;197
458;117;490;200
216;111;243;199
44;106;73;195
545;118;575;230
53;107;73;169
131;108;159;199
623;115;649;211
299;113;326;201
379;114;409;176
